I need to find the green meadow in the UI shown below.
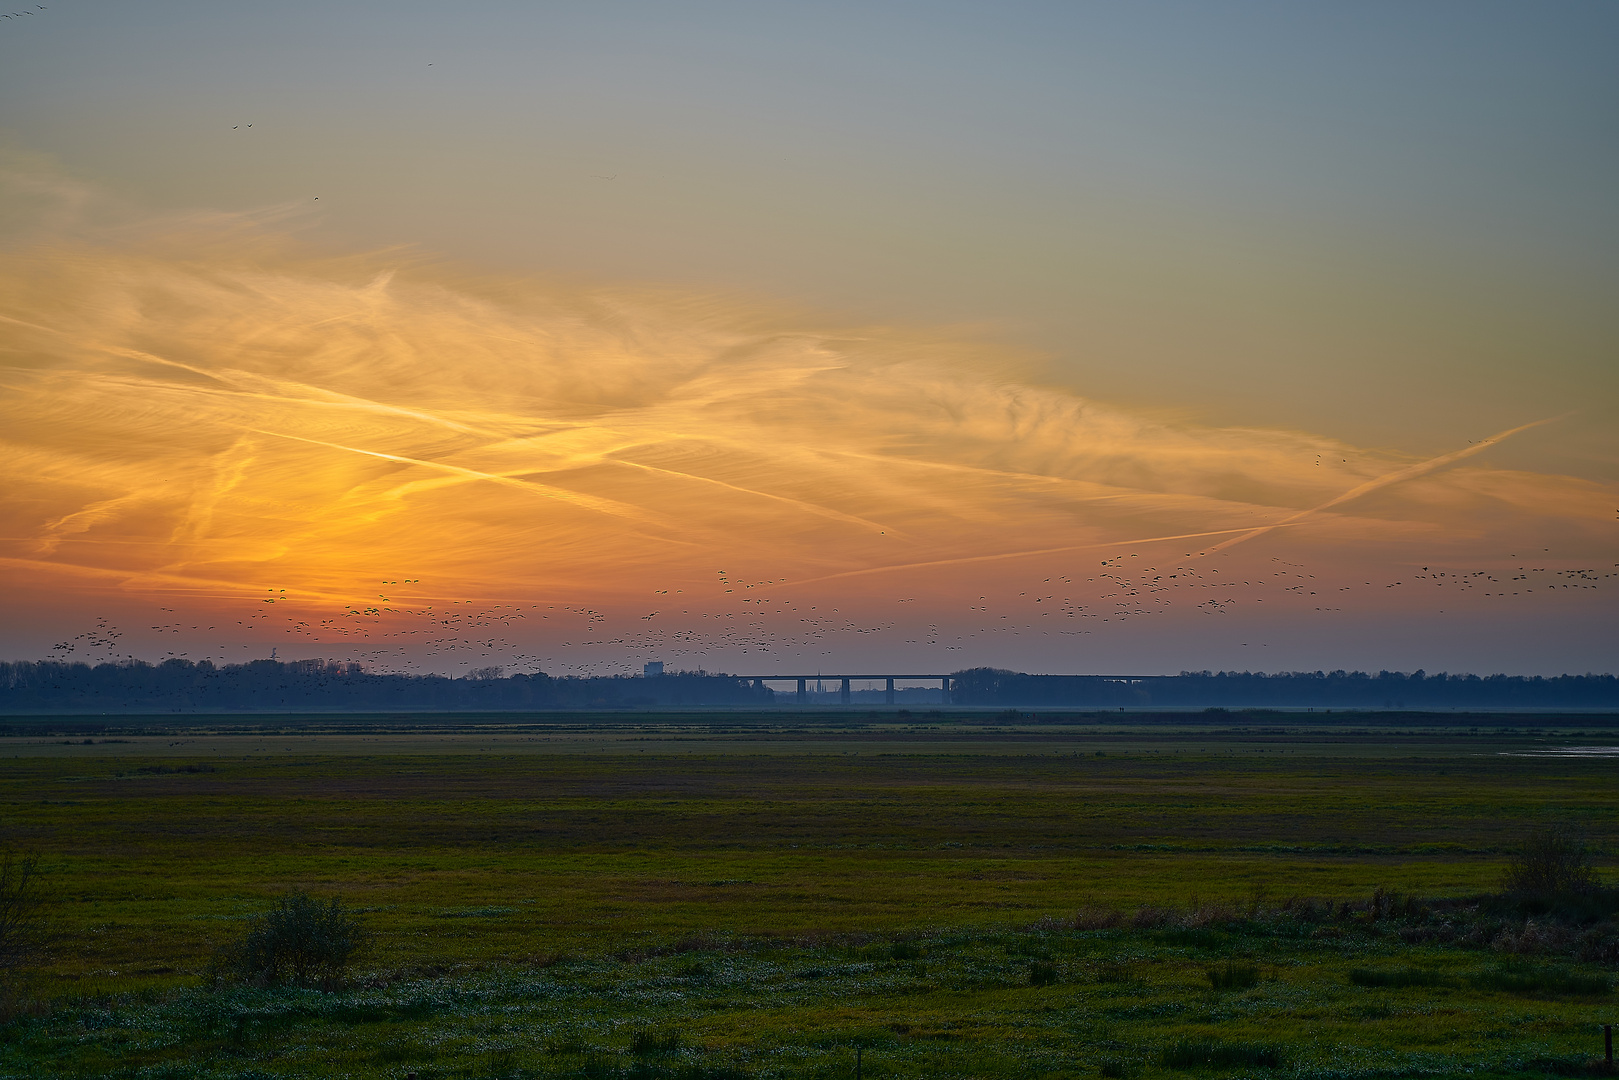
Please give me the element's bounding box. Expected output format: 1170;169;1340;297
0;713;1616;1078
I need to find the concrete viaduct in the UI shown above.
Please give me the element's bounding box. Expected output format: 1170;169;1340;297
733;675;953;706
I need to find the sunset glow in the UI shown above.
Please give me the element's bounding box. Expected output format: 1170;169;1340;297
2;205;1612;676
2;4;1614;676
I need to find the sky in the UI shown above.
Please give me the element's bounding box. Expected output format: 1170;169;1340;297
1;1;1615;678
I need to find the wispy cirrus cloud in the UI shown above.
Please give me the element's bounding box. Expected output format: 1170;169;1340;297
0;158;1609;671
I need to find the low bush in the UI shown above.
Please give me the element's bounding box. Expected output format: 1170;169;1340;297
1205;959;1260;990
1159;1037;1284;1069
1502;827;1599;897
212;891;367;988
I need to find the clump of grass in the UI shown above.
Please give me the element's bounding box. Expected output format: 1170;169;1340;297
1092;961;1138;985
1470;960;1610;997
1204;959;1260;990
889;940;923;961
1349;966;1452;988
436;906;516;919
1074;905;1125;930
1159;1037;1284;1069
1009;935;1053;959
630;1029;683;1055
1028;960;1059;986
546;1035;589;1055
1097;1056;1138;1078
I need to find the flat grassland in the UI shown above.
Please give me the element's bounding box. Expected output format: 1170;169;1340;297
1;713;1615;1078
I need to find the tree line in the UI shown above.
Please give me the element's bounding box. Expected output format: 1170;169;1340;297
1;658;1615;711
950;668;1619;708
0;658;771;712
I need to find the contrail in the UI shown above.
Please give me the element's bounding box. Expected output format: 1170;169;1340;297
244;427;669;526
782;525;1298;587
1206;415;1565;553
610;458;899;534
103;346;494;436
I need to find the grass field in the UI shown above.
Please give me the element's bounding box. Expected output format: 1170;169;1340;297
0;712;1616;1078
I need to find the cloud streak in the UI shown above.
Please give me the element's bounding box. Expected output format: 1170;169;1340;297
1205;416;1568;553
0;180;1609;671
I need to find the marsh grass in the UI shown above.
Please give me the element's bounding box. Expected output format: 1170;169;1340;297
1204;958;1260;990
3;917;1618;1077
1471;959;1611;997
1092;960;1137;984
1348;965;1452;988
2;722;1618;1076
630;1029;684;1055
1158;1036;1285;1069
1026;959;1058;986
1097;1056;1139;1078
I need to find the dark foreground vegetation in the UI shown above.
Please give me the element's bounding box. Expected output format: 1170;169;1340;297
0;718;1615;1077
4;658;1618;712
9;894;1619;1080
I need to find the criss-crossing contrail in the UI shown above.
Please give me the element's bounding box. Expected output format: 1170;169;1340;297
244;427;670;527
1206;415;1566;553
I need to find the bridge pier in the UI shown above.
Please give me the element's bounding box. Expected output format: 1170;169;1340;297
941;675;950;703
840;677;851;705
885;677;895;705
797;677;807;704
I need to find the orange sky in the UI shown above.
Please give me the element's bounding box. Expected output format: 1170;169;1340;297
2;195;1613;676
4;7;1617;677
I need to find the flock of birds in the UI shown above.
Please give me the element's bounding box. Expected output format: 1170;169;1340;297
42;551;1617;676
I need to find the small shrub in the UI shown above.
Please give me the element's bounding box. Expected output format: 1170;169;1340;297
1028;960;1059;986
213;891;367;988
1349;966;1451;989
1159;1037;1284;1069
1502;827;1599;897
1205;959;1260;990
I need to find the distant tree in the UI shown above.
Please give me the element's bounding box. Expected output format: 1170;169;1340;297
214;892;367;988
1501;826;1599;896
